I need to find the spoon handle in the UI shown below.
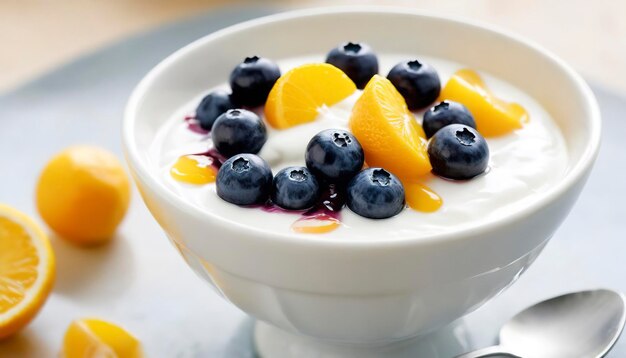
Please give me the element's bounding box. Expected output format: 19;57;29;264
455;345;522;358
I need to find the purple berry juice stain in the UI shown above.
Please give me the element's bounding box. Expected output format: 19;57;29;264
190;148;226;172
184;114;209;135
257;183;346;233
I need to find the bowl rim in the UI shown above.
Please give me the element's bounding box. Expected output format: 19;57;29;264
123;6;601;248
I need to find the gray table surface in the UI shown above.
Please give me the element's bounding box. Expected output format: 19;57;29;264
1;6;624;358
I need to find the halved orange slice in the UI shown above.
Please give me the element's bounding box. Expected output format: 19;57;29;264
0;204;55;339
439;69;528;137
170;155;217;184
349;75;431;180
62;318;143;358
265;63;356;129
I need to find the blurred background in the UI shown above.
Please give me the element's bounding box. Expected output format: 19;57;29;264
2;0;625;94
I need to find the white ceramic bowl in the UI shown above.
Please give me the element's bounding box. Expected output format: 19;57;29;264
123;7;600;357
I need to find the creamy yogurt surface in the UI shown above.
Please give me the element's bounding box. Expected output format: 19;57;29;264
148;54;569;240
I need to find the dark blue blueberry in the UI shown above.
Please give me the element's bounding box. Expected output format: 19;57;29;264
216;154;273;205
387;60;441;110
271;167;321;210
326;42;378;89
229;56;281;107
427;124;489;180
305;129;364;183
423;101;476;138
346;168;405;219
195;90;236;130
211;109;267;157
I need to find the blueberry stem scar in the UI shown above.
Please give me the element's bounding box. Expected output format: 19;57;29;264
372;169;391;186
343;42;362;53
244;56;260;64
407;60;422;70
289;169;307;182
433;101;449;111
332;132;352;147
456;128;476;146
232;157;250;172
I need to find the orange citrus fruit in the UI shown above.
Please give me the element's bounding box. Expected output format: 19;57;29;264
265;63;356;129
404;182;443;213
0;204;55;339
349;75;431;180
62;318;143;358
36;146;131;246
439;69;528;137
170;155;217;184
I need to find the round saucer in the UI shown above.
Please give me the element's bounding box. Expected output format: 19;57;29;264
254;320;472;358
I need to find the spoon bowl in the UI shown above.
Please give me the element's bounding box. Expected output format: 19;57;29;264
459;289;626;358
502;289;626;358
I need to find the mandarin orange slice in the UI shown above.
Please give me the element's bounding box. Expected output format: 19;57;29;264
404;182;442;213
349;75;431;180
170;155;217;184
439;69;528;137
264;63;356;129
62;318;143;358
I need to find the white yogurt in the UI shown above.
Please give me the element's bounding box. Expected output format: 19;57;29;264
148;55;568;240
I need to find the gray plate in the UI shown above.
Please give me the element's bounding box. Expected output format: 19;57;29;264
0;6;624;358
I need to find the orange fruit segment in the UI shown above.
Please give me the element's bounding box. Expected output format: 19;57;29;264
0;204;55;340
265;63;357;129
62;318;143;358
291;214;341;234
170;155;217;184
404;182;443;213
36;145;131;246
349;75;431;180
440;69;528;137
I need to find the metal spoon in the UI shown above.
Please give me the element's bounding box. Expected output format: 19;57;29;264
457;289;626;358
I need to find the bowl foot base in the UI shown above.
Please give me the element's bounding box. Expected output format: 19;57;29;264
254;320;472;358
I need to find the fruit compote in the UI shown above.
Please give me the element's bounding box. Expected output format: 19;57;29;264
149;47;567;240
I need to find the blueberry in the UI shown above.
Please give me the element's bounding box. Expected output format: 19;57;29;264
216;154;273;205
326;42;379;89
211;109;267;157
271;167;321;210
229;56;281;107
305;129;364;183
423;101;476;138
347;168;405;219
195;90;236;130
427;124;489;180
387;60;441;110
